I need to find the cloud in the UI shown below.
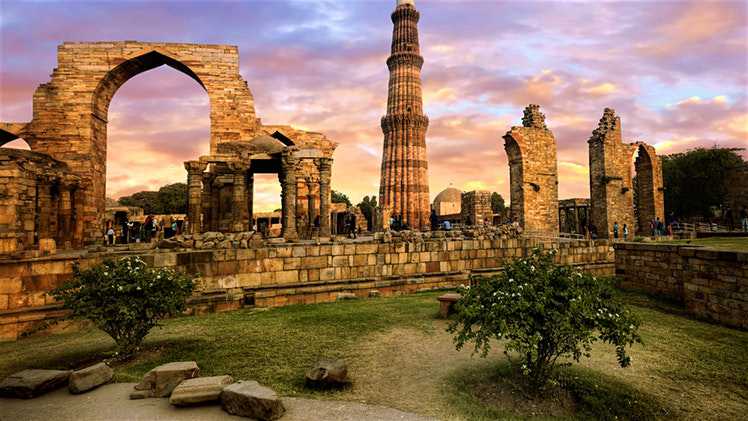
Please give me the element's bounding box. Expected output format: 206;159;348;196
1;0;746;210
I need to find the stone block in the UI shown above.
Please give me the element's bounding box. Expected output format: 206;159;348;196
68;362;113;394
169;375;234;406
220;380;285;420
0;369;71;398
131;361;200;398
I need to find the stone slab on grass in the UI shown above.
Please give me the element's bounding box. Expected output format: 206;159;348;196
169;375;234;406
221;380;285;420
0;369;72;399
69;362;113;394
132;361;200;398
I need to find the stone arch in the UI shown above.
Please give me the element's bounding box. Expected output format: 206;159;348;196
631;142;664;233
7;41;260;244
502;105;559;235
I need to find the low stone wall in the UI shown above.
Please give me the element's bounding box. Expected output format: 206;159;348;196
1;237;615;340
615;243;748;329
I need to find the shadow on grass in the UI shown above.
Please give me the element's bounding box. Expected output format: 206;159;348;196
444;359;672;421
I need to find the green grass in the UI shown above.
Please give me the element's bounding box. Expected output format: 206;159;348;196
659;236;748;251
1;291;747;420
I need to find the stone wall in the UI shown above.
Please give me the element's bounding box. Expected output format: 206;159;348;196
615;243;748;329
0;237;615;340
503;105;559;235
461;190;492;225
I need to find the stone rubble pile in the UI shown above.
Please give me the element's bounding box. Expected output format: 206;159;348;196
158;231;264;250
383;225;520;243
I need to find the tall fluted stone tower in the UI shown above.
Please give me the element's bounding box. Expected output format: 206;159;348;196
379;0;430;230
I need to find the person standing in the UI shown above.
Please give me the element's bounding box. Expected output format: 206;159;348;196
741;207;748;232
430;209;438;231
623;223;629;241
613;221;619;240
106;226;115;245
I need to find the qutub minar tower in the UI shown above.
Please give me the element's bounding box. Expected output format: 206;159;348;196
379;0;430;230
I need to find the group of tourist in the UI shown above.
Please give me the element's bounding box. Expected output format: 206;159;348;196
103;215;189;246
390;213;411;231
428;209;453;231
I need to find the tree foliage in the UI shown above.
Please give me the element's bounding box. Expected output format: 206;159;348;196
52;256;194;358
491;192;506;214
357;195;378;230
118;183;188;215
449;248;641;390
662;147;745;218
331;190;352;207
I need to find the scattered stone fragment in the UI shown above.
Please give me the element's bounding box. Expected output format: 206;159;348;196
305;358;349;387
169;375;234;406
220;380;285;420
68;362;113;394
131;361;199;398
0;369;72;399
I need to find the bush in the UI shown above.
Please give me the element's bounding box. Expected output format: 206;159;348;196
448;248;641;390
52;256;194;358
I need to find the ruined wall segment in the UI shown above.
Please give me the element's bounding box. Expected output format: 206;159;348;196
502;105;559;235
379;0;431;230
2;41;259;245
588;108;664;237
588;108;634;238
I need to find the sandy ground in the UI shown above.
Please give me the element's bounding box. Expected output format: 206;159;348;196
0;383;436;421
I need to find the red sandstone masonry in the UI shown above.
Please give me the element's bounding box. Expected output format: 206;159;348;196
0;238;614;340
615;243;748;329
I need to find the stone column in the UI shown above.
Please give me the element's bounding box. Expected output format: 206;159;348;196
246;171;254;228
202;173;213;232
318;158;332;237
230;162;249;232
280;153;298;240
36;179;53;242
185;161;207;234
58;182;74;247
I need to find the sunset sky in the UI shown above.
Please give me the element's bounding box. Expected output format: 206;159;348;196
1;0;747;212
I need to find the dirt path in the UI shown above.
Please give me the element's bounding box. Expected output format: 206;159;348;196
0;383;436;421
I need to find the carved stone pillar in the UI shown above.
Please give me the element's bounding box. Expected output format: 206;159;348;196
246;171;254;227
58;180;75;247
280;153;298;240
230;162;249;232
36;179;53;242
318;158;332;237
185;161;207;234
202;173;213;232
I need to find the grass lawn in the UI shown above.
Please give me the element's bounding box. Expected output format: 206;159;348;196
1;291;747;420
659;236;748;251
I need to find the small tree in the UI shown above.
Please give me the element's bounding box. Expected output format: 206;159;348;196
52;256;194;358
449;248;641;390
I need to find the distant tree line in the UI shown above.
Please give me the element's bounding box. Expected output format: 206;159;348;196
118;183;188;215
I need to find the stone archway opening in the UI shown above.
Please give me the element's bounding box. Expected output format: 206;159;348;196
0;137;31;150
105;65;210;203
631;143;662;235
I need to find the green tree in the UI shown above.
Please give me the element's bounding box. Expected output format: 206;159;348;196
118;183;188;215
490;192;505;214
52;256;194;358
662;147;745;218
331;190;352;207
356;195;378;230
449;248;641;391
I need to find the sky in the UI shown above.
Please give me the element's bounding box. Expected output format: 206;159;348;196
1;0;746;212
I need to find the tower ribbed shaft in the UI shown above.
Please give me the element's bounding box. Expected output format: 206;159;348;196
379;1;430;230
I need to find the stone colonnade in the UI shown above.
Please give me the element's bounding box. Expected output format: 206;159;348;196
185;155;333;240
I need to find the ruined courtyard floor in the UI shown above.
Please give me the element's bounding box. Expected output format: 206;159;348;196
1;291;746;420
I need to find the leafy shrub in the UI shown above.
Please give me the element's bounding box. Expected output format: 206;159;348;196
52;256;194;358
448;248;641;390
